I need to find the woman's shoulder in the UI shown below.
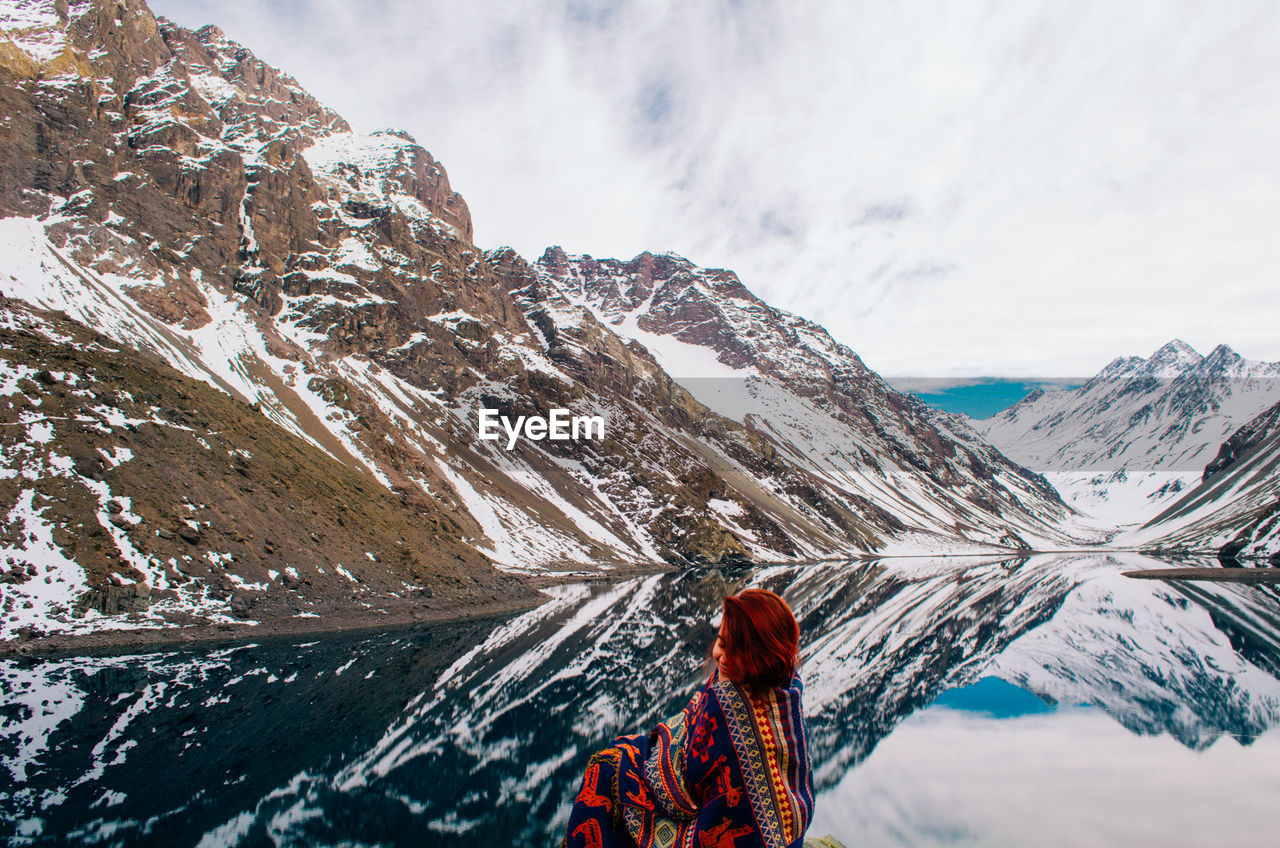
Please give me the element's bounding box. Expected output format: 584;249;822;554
707;673;805;701
705;675;743;704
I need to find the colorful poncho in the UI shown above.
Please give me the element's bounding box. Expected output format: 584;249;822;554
564;674;813;848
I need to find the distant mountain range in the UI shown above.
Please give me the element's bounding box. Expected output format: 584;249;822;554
977;339;1280;473
975;341;1280;559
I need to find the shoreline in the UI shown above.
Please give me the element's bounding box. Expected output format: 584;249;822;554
7;554;1273;658
0;593;541;659
0;562;675;659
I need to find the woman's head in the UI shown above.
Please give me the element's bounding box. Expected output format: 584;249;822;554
713;588;799;693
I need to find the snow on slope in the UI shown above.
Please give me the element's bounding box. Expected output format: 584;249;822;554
0;0;74;63
0;214;397;483
1044;469;1201;535
0;306;252;639
1117;403;1280;557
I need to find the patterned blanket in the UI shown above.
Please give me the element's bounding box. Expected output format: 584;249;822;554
564;674;813;848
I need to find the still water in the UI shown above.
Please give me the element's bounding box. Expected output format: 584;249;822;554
3;553;1279;847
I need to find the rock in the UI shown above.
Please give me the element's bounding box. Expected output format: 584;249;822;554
108;500;124;515
177;525;201;544
73;458;103;480
75;583;151;615
229;592;256;617
803;838;847;848
36;369;58;386
156;528;176;540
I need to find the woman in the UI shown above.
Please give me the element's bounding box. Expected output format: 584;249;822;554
563;588;813;848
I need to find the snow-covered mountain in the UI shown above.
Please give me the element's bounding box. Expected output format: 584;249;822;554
529;248;1080;552
975;340;1280;531
0;0;1087;636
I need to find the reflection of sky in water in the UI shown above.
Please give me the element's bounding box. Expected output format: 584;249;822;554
814;676;1280;848
930;676;1055;718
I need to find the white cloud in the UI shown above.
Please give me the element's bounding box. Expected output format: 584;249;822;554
150;0;1280;376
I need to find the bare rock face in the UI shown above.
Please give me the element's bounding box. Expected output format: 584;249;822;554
356;128;474;243
76;581;152;615
1203;400;1280;483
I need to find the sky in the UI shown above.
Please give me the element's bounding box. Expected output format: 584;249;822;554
149;0;1280;379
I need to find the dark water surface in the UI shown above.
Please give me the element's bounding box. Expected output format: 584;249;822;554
3;553;1279;847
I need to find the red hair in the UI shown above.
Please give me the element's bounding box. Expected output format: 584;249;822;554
718;589;799;693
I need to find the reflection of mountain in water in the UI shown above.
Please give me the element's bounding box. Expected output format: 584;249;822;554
796;556;1081;787
2;555;1279;846
993;571;1280;749
0;619;500;845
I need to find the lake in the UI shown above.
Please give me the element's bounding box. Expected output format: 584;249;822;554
3;553;1279;847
